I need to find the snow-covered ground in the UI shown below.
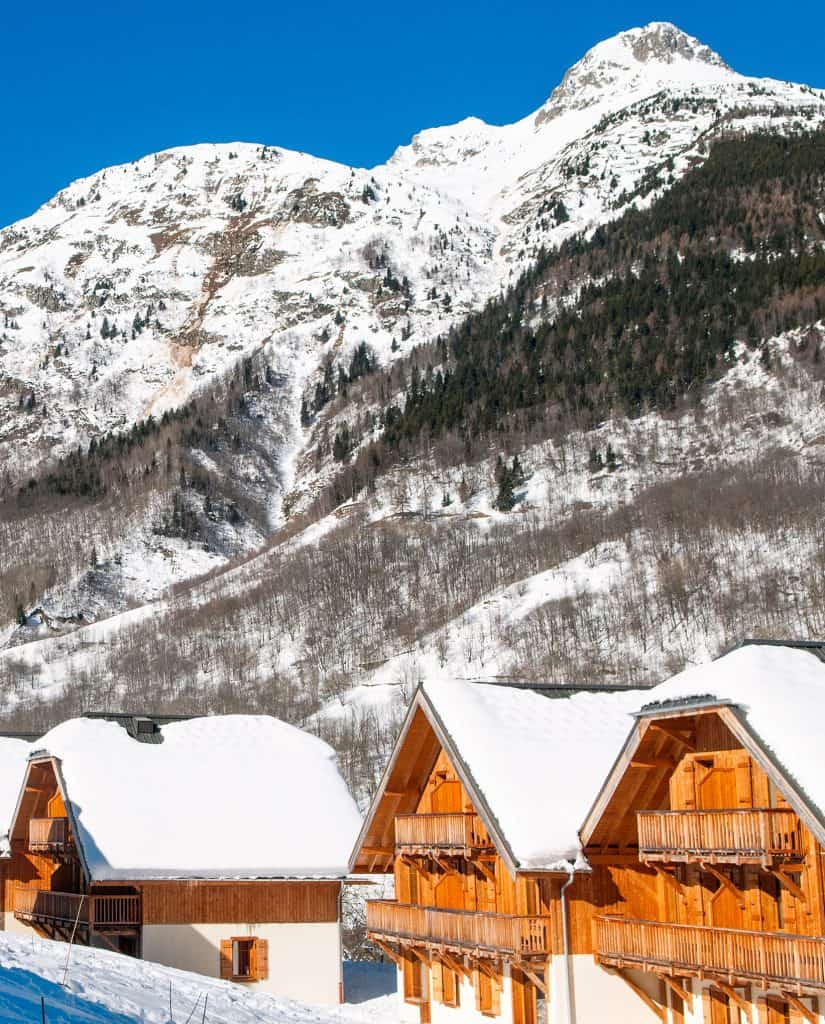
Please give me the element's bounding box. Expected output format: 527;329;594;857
0;933;396;1024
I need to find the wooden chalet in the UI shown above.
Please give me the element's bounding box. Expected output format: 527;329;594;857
0;712;361;1005
350;677;633;1024
351;641;825;1024
578;640;825;1024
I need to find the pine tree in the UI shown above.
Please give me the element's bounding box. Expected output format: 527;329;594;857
494;460;516;511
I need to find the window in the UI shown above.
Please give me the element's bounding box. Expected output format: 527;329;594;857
403;951;424;1002
475;967;501;1017
442;965;459;1008
233;939;254;979
432;961;460;1008
220;937;269;982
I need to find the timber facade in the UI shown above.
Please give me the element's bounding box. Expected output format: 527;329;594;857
353;700;560;1024
352;647;825;1024
578;700;825;1024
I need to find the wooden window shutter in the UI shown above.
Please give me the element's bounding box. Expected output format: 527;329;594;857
431;961;443;1003
253;938;269;980
474;968;483;1012
491;971;501;1017
219;939;233;980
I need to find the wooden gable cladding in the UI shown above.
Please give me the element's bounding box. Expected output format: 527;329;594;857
583;702;825;998
137;879;341;925
416;749;471;815
585;717;686;851
11;760;60;843
352;705;442;873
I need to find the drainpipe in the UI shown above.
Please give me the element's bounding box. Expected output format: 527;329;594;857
338;883;345;1004
559;867;576;1024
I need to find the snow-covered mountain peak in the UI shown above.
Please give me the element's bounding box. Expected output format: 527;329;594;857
535;22;734;126
598;22;727;69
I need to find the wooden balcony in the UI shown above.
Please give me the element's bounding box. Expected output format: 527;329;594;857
367;899;550;958
594;916;825;993
29;816;70;853
394;813;494;856
637;809;803;865
14;887;141;931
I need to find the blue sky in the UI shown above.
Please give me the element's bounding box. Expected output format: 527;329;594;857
1;0;823;228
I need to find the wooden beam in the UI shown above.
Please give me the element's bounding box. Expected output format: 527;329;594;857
513;960;548;997
438;951;470;980
606;968;666;1022
649;723;696;751
475;860;497;884
715;982;750;1019
472;958;500;980
585;853;642;866
361;846;393;857
781;993;818;1024
647;863;685;900
433;855;459;877
630;757;676;770
660;975;692;1012
703;864;746;910
401;855;429;880
771;867;807;903
373;939;403;967
409;946;429;965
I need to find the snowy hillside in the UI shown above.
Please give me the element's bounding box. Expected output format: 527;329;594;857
0;932;392;1024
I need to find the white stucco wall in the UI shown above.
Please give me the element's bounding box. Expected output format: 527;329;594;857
551;955;663;1024
141;921;342;1004
1;911;34;937
394;961;519;1024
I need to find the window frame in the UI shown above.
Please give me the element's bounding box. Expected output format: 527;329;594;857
231;936;256;981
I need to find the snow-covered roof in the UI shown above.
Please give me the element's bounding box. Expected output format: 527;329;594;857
23;715;361;881
421;679;642;870
421;643;825;871
634;643;825;825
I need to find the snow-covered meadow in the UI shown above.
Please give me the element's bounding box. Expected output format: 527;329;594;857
0;933;395;1024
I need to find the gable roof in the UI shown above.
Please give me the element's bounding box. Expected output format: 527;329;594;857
350;679;644;874
14;714;362;881
581;643;825;848
352;642;825;876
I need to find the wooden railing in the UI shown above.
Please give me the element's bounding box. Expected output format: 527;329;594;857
395;813;493;852
367;900;549;955
594;916;825;990
14;887;87;926
14;887;141;928
91;894;142;928
29;817;69;851
637;809;803;863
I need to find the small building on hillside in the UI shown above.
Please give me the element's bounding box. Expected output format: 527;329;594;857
0;713;361;1004
351;641;825;1024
